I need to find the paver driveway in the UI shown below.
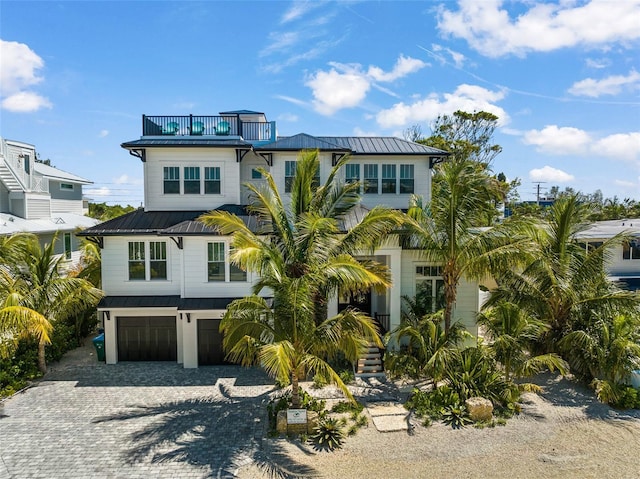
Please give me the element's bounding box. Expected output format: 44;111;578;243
0;350;279;479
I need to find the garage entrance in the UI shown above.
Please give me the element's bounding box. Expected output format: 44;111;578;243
117;316;177;361
197;319;225;365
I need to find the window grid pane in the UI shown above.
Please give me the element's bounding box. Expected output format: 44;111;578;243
184;166;201;194
204;167;221;194
381;164;396;194
208;242;225;281
400;164;415;193
364;164;378;194
285;161;296;193
345;164;359;183
164;167;180;194
128;242;145;280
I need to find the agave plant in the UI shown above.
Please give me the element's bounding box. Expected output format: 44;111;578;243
311;417;346;450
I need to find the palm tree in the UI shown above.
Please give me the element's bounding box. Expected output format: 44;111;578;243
477;301;567;383
486;195;640;353
0;236;103;372
199;150;404;406
558;314;640;404
403;159;528;332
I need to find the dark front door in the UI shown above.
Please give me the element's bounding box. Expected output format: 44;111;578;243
338;290;372;315
198;319;225;366
117;316;177;361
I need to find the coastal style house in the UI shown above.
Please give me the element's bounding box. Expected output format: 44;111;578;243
79;110;480;368
577;219;640;292
0;137;98;267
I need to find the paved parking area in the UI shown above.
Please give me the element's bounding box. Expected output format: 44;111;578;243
0;353;276;479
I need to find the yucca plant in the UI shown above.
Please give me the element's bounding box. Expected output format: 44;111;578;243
442;403;472;429
311;417;346;450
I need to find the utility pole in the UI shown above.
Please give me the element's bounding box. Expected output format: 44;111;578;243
532;182;546;205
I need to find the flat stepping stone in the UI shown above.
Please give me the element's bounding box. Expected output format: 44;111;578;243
366;402;409;432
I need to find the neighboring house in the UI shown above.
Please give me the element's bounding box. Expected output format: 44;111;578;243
577;219;640;291
0;137;98;267
79;110;480;368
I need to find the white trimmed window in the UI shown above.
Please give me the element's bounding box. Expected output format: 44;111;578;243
382;164;396;194
345;164;359;185
415;265;444;312
623;240;640;260
163;167;180;194
184;167;201;194
364;164;378;194
400;164;414;193
128;241;168;280
60;183;74;191
208;242;247;282
285;161;296;193
204;166;221;194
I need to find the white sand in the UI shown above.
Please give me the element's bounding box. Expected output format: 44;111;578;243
238;374;640;479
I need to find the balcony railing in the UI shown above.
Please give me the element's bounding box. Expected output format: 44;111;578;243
142;115;274;142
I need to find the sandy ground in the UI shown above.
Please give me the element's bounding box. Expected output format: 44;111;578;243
238;374;640;479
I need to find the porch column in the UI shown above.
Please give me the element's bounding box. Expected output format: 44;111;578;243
103;311;117;364
182;312;198;368
388;247;402;332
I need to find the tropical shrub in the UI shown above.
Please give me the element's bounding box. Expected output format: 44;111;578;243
311;417;346;450
442;403;472;429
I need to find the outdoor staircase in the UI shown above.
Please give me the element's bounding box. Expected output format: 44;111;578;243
0;162;23;191
355;344;386;379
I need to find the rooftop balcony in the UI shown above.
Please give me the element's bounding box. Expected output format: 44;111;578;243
142;114;275;143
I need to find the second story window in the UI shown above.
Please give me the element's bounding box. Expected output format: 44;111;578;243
204;167;221;194
285;161;296;193
364;164;378;194
382;165;396;194
623;240;640;260
208;242;225;281
229;247;247;282
164;167;180;194
184;167;200;194
400;164;414;193
149;242;167;280
128;241;146;280
63;232;72;260
345;164;359;185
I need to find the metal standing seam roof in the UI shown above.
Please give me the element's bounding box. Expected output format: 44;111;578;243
256;134;449;155
97;295;245;310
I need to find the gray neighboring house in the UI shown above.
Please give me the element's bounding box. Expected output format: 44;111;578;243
0;137;99;267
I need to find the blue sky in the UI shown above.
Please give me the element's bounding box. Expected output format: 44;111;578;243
1;0;639;206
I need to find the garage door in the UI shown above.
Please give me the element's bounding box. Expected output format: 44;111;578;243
198;319;225;365
117;316;177;361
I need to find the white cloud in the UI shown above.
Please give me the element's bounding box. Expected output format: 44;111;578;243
277;113;299;122
375;84;509;128
352;127;379;137
0;40;52;112
431;43;466;68
529;166;575;183
306;68;370;115
523;125;591;155
280;2;324;24
614;179;638;188
367;55;427;82
437;0;640;58
522;126;640;164
98;130;109;138
85;187;111;197
592;132;640;163
114;174;142;185
1;91;52;112
585;58;610;69
305;55;426;115
568;70;640;97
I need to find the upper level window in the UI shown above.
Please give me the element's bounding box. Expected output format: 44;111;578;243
345;164;359;185
623;240;640;260
382;165;396;194
204;167;221;194
400;165;414;194
149;242;167;280
364;164;378;194
60;183;74;191
208;242;225;282
128;241;146;280
184;167;200;194
251;168;264;179
164;167;180;194
128;241;167;280
285;161;296;193
207;242;247;282
23;154;30;174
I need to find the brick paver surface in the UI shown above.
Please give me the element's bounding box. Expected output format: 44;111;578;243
0;351;275;479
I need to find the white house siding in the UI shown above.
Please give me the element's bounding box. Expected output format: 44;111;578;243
143;148;241;211
51;198;83;215
25;195;51;219
606;244;640;276
399;250;479;336
181;236;256;298
101;236;181;296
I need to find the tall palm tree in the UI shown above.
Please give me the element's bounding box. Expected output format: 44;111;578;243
403;159;529;332
477;301;567;382
486;195;640;353
0;236;103;372
199;150;404;406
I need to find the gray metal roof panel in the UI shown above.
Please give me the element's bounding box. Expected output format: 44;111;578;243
98;295;181;309
77;209;209;236
256;133;349;152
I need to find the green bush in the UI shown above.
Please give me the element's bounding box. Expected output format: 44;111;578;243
339;369;355;385
312;373;329;389
311;417;345;450
613;386;640;409
331;400;364;414
442;403;472;429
